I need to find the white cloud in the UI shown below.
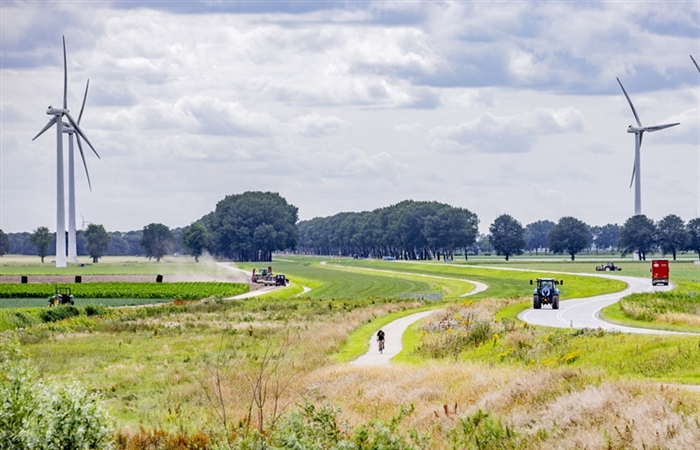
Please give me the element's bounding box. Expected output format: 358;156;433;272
430;107;585;153
293;112;345;136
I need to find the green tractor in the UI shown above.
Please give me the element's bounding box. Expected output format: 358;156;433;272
48;286;74;307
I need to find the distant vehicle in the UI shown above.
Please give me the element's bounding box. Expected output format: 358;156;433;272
274;274;288;286
595;262;622;271
651;259;669;286
48;286;74;307
382;256;395;261
530;278;563;310
252;266;273;283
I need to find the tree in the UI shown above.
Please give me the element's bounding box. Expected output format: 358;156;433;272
524;220;555;255
489;214;525;261
140;223;174;262
619;215;657;260
29;227;52;263
594;223;620;254
206;191;299;262
657;214;688;261
547;216;590;261
0;229;9;256
181;222;208;262
423;207;479;260
687;218;700;260
84;224;110;263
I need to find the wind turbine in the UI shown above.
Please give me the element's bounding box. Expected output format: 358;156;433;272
64;79;100;263
616;77;680;216
32;36;97;268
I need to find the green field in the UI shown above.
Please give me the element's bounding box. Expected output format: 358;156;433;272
1;254;698;449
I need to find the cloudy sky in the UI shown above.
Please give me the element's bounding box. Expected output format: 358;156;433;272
1;1;699;234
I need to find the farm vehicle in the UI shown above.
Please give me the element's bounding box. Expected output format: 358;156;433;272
252;266;273;283
595;262;622;271
529;278;563;310
48;286;74;307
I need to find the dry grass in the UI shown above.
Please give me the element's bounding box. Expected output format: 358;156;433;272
299;362;700;449
655;312;700;328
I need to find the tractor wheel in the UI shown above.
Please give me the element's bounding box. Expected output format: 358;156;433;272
552;296;559;310
533;296;541;309
605;267;610;271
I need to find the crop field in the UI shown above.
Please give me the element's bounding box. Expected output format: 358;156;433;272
1;254;698;449
0;282;248;303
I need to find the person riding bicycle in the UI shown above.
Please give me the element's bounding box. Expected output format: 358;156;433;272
377;329;385;353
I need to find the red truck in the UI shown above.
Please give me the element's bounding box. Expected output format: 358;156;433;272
651;259;669;286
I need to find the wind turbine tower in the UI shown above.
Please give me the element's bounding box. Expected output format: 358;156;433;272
64;79;99;263
33;36;98;267
616;78;680;215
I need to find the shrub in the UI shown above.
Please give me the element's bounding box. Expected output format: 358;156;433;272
84;304;108;317
0;348;113;450
39;305;81;323
448;409;519;450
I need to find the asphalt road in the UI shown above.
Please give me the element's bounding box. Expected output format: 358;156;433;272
518;273;681;334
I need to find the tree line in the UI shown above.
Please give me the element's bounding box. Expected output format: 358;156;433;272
297;200;479;260
0;191;299;263
3;195;699;263
488;213;700;261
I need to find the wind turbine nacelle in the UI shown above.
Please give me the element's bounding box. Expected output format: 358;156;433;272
46;106;68;115
627;125;643;133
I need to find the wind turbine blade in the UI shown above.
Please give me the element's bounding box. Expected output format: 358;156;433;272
75;136;93;191
644;122;680;132
616;77;642;127
692;55;700;73
629;163;636;189
63;36;68;110
65;113;99;158
32;116;58;141
78;79;89;124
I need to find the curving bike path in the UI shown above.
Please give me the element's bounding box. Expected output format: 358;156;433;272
349;279;488;366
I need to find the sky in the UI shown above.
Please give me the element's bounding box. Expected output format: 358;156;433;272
1;0;700;235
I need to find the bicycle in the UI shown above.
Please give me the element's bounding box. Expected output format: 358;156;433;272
378;339;385;354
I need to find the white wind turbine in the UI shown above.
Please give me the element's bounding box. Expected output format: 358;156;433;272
64;79;100;263
616;77;680;216
32;36;98;268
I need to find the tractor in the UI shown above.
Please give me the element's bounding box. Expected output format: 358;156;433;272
48;286;74;307
595;262;621;271
252;266;273;283
530;278;563;310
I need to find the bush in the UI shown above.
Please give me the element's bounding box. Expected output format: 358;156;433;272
84;304;107;317
39;305;81;323
0;345;113;450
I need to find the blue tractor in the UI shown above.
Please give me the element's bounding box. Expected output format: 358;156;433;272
530;278;563;310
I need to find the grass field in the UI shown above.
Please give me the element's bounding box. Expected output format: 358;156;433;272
1;254;698;449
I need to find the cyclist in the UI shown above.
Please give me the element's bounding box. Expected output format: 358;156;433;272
377;329;385;354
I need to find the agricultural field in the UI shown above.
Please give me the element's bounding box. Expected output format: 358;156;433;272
1;254;698;449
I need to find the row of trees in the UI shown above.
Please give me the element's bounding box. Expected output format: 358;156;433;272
0;192;299;263
488;214;700;261
297;200;479;260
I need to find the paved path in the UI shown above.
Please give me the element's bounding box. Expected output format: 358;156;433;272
518;273;681;333
349;278;488;366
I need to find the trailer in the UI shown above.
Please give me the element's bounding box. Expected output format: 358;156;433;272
651;259;669;286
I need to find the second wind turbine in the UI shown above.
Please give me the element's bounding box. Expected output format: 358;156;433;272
616;78;679;216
